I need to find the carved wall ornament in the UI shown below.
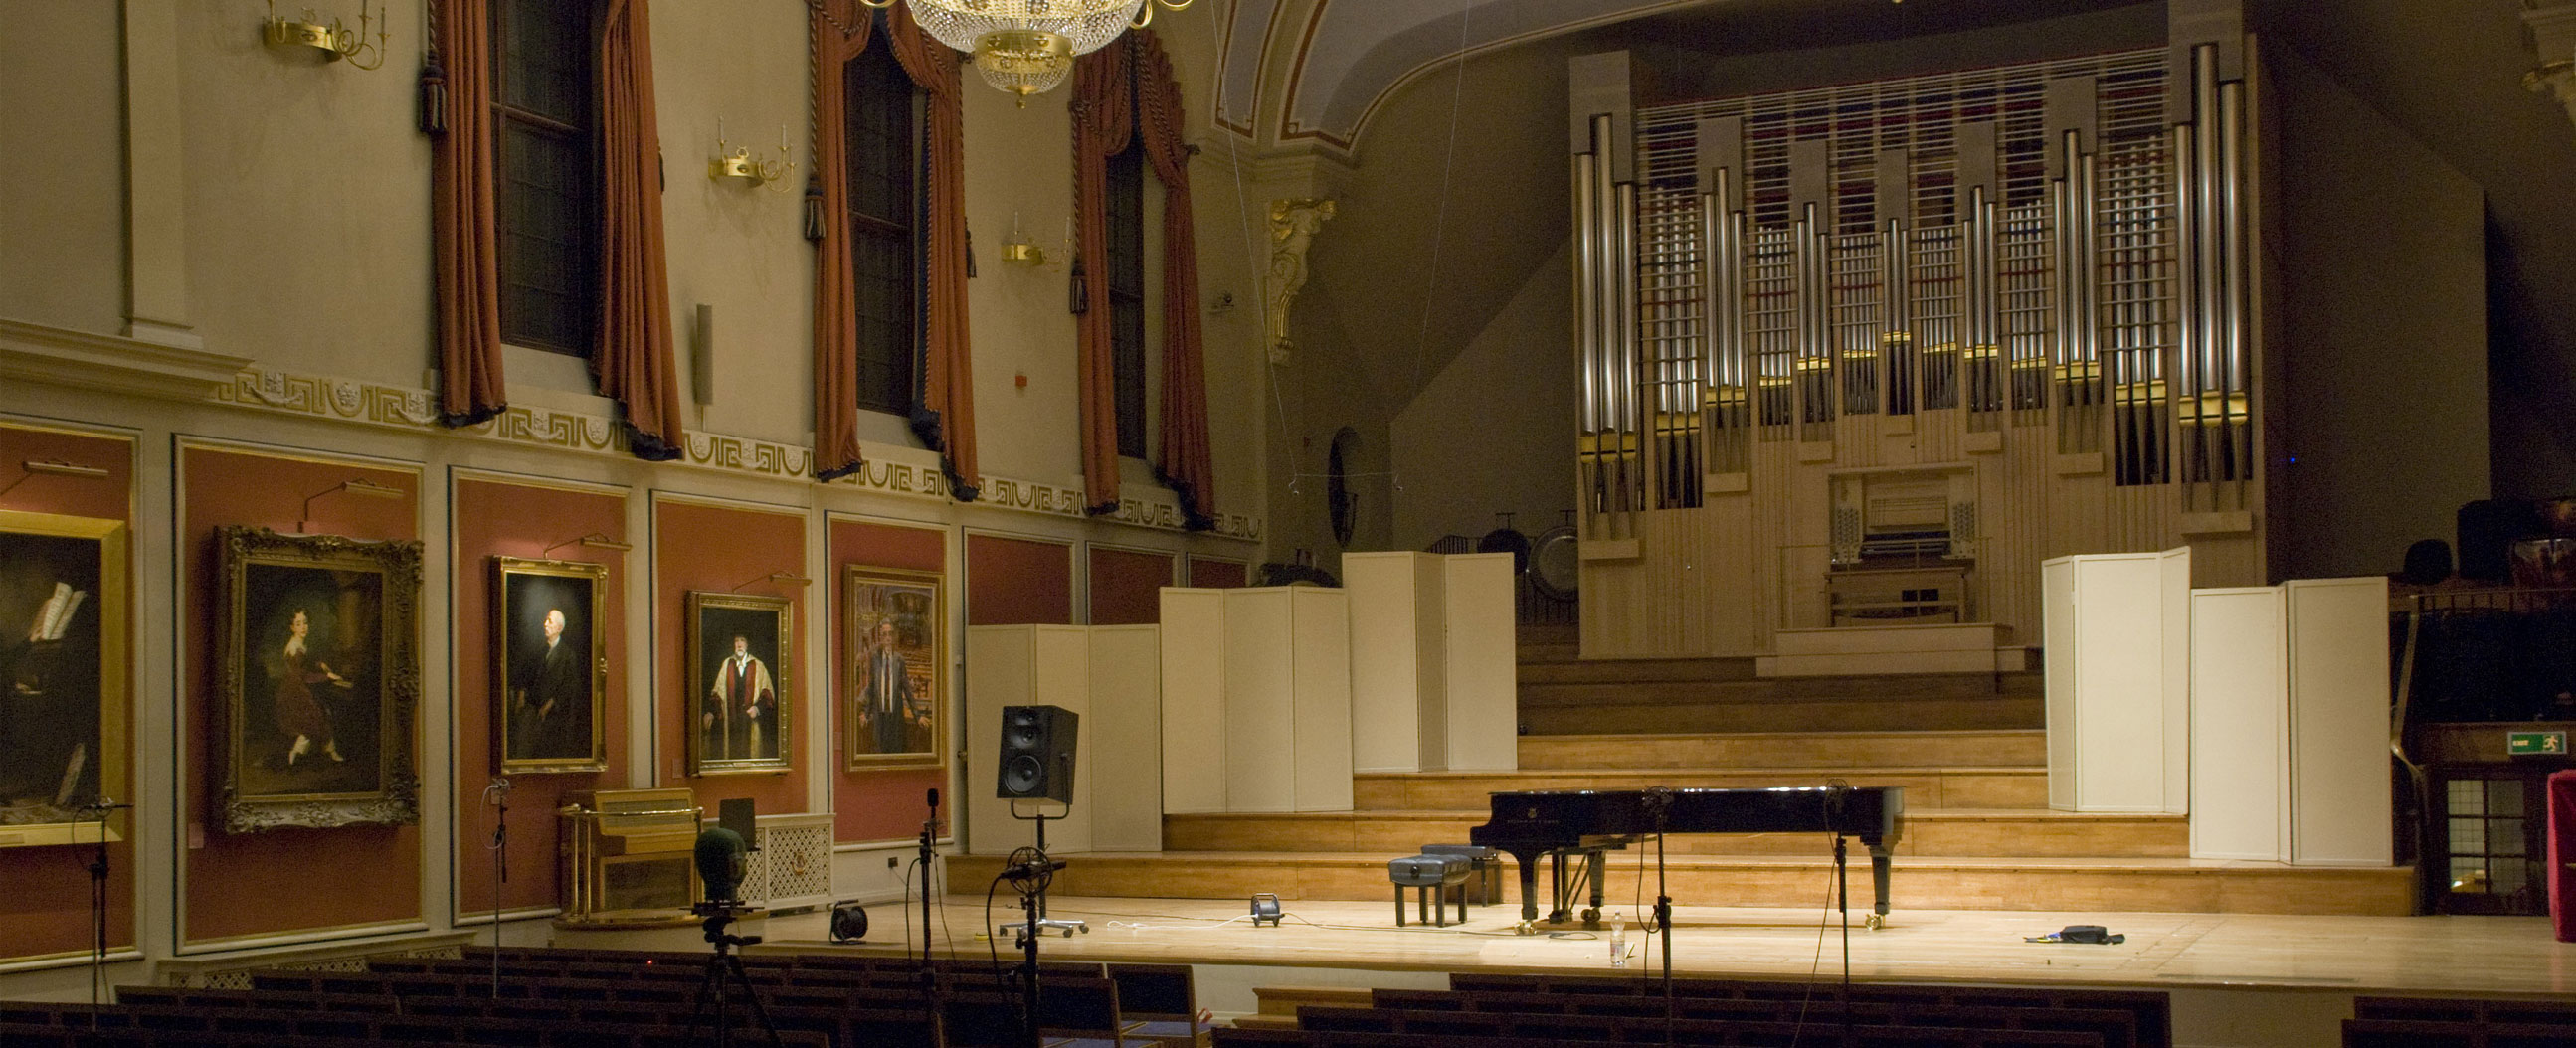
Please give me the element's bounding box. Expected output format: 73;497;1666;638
1264;198;1336;366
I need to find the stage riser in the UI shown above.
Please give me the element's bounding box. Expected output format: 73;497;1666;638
1162;813;2188;858
1518;696;2045;735
1517;657;1758;686
1519;731;2046;770
1523;672;2037;707
1354;770;2046;810
945;855;2414;917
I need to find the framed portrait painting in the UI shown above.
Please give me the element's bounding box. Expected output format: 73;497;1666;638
493;557;609;774
842;565;942;771
216;526;422;833
0;509;126;847
686;591;791;776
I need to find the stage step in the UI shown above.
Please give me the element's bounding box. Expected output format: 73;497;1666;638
1518;673;2042;735
1518;656;1758;686
948;851;2415;918
1164;807;2183;859
1518;730;2045;770
1354;767;2046;811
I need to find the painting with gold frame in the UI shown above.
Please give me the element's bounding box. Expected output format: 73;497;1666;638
686;591;792;776
217;526;422;832
0;509;127;848
842;565;943;771
493;557;609;774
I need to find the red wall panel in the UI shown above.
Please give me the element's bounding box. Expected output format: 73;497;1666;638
652;499;808;817
181;445;421;945
828;519;946;843
1186;556;1247;589
1088;547;1174;625
965;535;1072;626
0;425;136;961
452;478;629;917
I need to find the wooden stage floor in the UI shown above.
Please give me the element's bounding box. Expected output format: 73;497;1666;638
752;893;2576;999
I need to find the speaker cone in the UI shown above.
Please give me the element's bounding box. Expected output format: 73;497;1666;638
1002;754;1044;795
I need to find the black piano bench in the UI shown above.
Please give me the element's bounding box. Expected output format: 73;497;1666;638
1387;853;1470;927
1420;844;1500;907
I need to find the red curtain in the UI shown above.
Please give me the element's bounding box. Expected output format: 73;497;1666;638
882;7;980;499
596;0;685;460
427;0;505;426
1070;43;1135;514
808;1;873;480
809;4;979;497
1131;32;1215;529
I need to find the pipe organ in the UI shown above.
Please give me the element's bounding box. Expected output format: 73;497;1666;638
1573;44;2263;657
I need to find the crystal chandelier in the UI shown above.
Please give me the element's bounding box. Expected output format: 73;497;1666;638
858;0;1192;102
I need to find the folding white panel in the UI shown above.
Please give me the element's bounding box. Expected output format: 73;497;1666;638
1087;625;1162;851
1442;553;1520;772
1289;587;1354;811
963;625;1091;856
1222;589;1299;812
2188;587;2290;860
2042;549;2189;812
2287;576;2393;866
1345;552;1445;773
1158;589;1226;814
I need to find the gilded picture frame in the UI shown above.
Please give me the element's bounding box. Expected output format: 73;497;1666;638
493;557;610;774
217;526;422;833
686;591;792;776
0;509;128;848
841;565;944;772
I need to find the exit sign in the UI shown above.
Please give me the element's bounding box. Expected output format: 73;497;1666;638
2507;731;2568;756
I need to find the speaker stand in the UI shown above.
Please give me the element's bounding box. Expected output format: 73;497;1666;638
998;804;1086;939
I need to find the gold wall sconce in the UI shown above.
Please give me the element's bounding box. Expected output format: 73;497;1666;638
1000;212;1046;266
710;120;795;190
263;0;388;70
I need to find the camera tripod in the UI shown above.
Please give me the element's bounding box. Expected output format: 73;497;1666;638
684;902;785;1048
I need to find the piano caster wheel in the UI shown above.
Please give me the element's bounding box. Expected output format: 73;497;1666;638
1580;908;1600;926
1516;921;1538;936
1865;914;1886;931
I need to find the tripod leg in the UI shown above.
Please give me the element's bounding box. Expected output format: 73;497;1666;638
726;954;789;1048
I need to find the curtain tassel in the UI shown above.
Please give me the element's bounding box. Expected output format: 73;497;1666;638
1068;256;1087;314
803;178;826;242
418;61;448;134
964;224;977;278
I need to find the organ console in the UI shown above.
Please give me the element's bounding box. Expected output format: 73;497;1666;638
559;787;703;925
1467;785;1904;929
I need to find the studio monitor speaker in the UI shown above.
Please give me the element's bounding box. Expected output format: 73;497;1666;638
996;705;1078;804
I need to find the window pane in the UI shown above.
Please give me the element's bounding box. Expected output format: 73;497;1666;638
491;0;595;355
844;42;919;416
1107;144;1147;457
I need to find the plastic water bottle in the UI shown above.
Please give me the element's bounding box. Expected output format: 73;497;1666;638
1609;913;1628;967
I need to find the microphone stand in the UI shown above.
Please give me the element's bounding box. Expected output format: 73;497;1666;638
485;777;512;998
85;798;116;1016
919;789;942;1037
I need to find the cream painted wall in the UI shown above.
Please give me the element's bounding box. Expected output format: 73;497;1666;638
2268;47;2489;580
1389;243;1574;552
0;0;125;335
174;1;433;388
653;0;817;447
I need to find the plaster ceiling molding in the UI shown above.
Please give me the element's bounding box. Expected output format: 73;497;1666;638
2525;0;2576;133
0;318;253;402
1215;0;1288;135
1273;0;1697;153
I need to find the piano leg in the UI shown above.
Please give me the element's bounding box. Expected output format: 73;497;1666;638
1581;849;1606;927
1866;839;1894;930
1512;851;1543;926
1547;851;1572;924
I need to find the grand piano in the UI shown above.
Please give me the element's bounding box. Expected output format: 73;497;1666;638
1467;786;1903;929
